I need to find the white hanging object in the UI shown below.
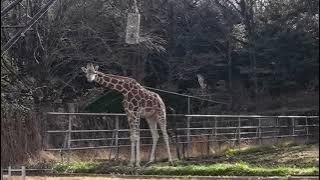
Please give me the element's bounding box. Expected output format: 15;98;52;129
197;74;207;90
125;0;141;44
125;13;141;44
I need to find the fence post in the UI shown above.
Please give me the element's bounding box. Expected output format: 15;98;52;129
115;116;120;160
186;116;191;158
305;117;309;144
46;113;51;148
214;117;218;151
258;118;262;144
174;120;181;160
291;117;295;136
207;133;210;155
276;117;279;143
186;97;191;158
67;103;76;162
8;166;11;177
237;117;241;148
67;113;72;162
21;166;26;180
44;112;49;148
206;119;210;155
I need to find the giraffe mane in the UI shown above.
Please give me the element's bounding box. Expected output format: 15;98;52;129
96;71;135;82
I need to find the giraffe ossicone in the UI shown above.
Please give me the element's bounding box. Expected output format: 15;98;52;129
81;63;173;167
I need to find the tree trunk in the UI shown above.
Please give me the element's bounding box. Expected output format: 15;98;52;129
227;32;233;110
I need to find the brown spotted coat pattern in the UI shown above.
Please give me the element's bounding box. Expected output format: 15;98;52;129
91;71;172;167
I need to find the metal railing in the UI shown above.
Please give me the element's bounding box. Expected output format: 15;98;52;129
45;112;319;159
1;166;26;180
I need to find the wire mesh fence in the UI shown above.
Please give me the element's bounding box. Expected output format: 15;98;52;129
45;112;319;160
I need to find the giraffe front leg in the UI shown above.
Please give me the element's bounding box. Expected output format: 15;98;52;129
128;122;136;167
129;133;136;167
134;115;141;168
135;129;141;168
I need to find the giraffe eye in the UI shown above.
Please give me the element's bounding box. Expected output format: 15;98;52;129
87;74;96;81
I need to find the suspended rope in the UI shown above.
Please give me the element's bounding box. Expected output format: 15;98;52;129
125;0;141;44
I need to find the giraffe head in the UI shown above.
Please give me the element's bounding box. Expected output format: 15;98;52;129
81;63;99;82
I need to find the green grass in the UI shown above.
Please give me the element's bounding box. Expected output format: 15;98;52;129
225;144;277;158
143;162;318;176
51;161;318;176
181;142;318;168
31;142;319;176
53;161;97;173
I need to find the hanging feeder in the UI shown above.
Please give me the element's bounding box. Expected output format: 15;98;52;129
125;0;141;44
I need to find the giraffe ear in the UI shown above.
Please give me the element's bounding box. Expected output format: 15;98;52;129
94;65;99;71
81;67;87;73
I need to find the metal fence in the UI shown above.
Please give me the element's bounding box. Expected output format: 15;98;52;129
45;112;319;159
1;166;26;180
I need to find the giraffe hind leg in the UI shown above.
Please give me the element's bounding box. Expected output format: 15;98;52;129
135;123;141;168
133;113;141;168
146;118;159;164
158;116;173;164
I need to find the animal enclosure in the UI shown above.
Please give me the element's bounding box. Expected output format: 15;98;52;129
45;112;319;160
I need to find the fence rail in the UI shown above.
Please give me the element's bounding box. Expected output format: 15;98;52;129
47;112;319;118
45;112;319;159
1;166;26;180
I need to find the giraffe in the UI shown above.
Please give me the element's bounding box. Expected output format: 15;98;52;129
81;63;173;167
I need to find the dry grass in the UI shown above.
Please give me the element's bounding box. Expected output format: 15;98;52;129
183;142;319;168
26;140;271;165
43;143;232;164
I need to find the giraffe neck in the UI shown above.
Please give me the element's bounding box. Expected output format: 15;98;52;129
94;73;132;94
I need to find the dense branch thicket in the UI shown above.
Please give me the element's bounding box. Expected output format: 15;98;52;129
1;0;318;112
1;97;42;166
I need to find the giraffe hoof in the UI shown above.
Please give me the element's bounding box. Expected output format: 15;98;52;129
169;160;175;166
